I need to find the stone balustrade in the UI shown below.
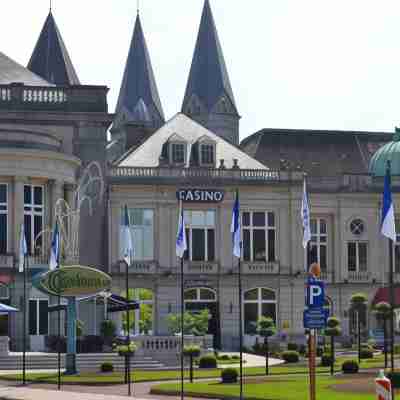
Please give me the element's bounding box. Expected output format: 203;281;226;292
346;271;371;283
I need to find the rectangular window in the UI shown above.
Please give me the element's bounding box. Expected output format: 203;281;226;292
184;210;215;261
242;211;276;262
24;185;43;255
307;218;328;271
29;299;48;336
347;242;368;272
171;143;185;164
120;209;154;261
200;144;215;165
0;184;7;254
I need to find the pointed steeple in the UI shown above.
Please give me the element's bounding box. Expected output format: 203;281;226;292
182;0;240;145
114;14;165;128
28;11;80;85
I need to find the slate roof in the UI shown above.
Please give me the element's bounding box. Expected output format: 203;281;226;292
118;113;266;169
115;14;164;126
241;128;393;176
0;52;52;86
27;11;80;85
182;0;238;114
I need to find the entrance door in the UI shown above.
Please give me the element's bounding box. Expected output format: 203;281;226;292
184;288;220;349
29;299;48;351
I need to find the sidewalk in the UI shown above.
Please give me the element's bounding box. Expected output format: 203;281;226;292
0;386;144;400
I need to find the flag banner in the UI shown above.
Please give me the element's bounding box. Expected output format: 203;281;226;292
231;192;241;258
18;223;27;273
49;222;60;270
302;178;311;249
176;201;187;258
121;206;134;266
381;165;396;241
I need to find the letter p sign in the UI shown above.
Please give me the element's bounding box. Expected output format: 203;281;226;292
306;280;325;308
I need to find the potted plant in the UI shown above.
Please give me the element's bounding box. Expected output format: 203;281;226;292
256;316;277;375
374;301;391;369
183;345;201;383
114;341;137;358
350;293;367;364
324;316;341;375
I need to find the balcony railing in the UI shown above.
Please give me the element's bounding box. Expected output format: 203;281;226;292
0;83;108;113
347;271;371;283
242;261;279;274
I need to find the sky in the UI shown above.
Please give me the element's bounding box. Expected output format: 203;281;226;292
3;0;400;141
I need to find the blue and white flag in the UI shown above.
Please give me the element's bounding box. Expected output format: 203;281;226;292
49;222;60;270
381;165;396;241
231;191;241;258
176;201;187;258
18;223;27;273
121;206;134;266
302;178;311;249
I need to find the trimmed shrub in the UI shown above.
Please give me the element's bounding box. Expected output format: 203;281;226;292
199;354;217;369
221;368;238;383
360;349;373;359
100;362;114;373
287;343;298;351
231;355;240;361
282;350;299;363
394;344;400;355
320;354;332;367
183;345;201;358
342;360;359;374
387;371;400;389
219;354;230;361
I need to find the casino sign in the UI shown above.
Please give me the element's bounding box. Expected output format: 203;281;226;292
177;189;224;203
33;265;112;297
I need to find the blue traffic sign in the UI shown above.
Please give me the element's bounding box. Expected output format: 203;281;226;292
303;308;329;329
305;279;325;308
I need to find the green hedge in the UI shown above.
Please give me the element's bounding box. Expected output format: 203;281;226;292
221;368;238;383
199;354;217;369
282;350;299;363
342;360;359;374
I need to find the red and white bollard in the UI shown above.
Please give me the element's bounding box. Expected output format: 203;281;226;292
376;370;392;400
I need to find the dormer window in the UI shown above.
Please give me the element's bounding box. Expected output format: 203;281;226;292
171;142;186;165
200;144;215;165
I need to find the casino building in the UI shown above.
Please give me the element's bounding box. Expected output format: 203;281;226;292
0;0;399;351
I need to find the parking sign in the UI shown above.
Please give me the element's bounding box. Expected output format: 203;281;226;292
306;279;325;308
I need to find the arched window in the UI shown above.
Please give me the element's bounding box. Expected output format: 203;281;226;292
184;288;216;303
244;288;277;335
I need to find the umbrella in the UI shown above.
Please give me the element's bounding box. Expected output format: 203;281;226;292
0;302;18;315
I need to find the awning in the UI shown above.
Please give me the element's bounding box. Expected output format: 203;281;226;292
372;287;400;307
0;302;18;315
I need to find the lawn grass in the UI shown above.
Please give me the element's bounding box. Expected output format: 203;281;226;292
150;376;373;400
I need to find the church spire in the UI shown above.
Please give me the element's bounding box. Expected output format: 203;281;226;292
114;13;165;128
182;0;240;144
28;11;80;85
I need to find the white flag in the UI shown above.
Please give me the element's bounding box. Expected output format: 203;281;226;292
176;201;187;258
302;178;311;249
381;164;396;241
121;206;134;265
18;223;27;273
230;192;241;258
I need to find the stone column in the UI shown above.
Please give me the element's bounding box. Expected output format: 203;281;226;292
50;180;64;227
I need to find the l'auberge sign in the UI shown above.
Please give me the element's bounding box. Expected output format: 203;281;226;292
34;266;112;297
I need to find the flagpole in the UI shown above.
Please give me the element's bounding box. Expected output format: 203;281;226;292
180;256;184;400
57;292;61;389
126;259;131;397
238;256;243;400
22;253;26;386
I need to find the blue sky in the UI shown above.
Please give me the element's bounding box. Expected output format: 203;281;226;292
3;0;400;140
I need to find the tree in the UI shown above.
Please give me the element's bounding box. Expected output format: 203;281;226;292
256;316;277;375
183;345;201;383
121;288;153;334
324;316;341;375
167;309;210;336
374;301;391;368
350;293;368;364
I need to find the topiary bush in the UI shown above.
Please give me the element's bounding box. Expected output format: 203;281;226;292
320;354;332;367
100;362;114;373
342;360;359;374
219;354;231;361
394;344;400;355
387;371;400;389
281;350;299;363
360;349;373;359
199;354;217;369
287;343;298;351
221;368;238;383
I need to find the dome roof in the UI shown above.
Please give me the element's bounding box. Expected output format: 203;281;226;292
369;129;400;176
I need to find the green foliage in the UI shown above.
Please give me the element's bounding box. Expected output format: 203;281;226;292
287;343;298;351
375;301;391;316
114;341;137;355
221;368;238;383
316;347;324;357
387;371;400;388
326;316;340;329
100;362;114;372
394;344;400;354
167;309;210;336
256;316;276;338
100;320;116;339
76;319;84;338
298;344;306;356
281;350;299;363
183;345;201;358
121;289;153;334
325;327;341;337
320;354;332;367
359;348;373;359
198;354;217;369
350;293;368;310
342;359;359;374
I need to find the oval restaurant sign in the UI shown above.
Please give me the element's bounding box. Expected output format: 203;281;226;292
34;265;112;297
177;189;224;203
